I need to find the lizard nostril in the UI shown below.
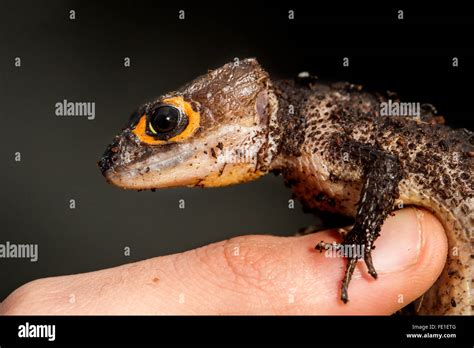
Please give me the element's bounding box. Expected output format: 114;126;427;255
98;139;120;175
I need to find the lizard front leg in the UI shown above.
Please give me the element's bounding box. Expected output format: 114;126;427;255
316;144;404;303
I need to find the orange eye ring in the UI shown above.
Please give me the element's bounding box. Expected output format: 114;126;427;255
132;96;200;145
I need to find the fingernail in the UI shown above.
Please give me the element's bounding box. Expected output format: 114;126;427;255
371;208;424;273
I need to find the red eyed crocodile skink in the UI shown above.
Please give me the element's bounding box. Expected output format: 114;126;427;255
98;58;473;315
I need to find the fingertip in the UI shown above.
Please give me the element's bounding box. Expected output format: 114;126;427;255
139;208;448;315
283;208;448;314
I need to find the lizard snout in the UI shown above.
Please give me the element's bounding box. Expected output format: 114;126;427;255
98;134;123;175
98;129;161;189
98;130;143;176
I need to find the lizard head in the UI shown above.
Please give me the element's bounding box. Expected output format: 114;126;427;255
99;58;279;190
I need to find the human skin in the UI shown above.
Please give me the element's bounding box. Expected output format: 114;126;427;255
0;208;447;315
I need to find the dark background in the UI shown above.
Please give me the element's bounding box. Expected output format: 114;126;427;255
0;1;473;301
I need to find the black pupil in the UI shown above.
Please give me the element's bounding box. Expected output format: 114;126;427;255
149;106;180;133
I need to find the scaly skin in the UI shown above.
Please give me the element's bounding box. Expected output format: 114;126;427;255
99;58;473;315
270;79;473;314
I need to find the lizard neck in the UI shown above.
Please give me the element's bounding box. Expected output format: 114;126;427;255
270;80;309;160
265;79;362;216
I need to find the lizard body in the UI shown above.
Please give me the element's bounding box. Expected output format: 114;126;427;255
99;58;473;315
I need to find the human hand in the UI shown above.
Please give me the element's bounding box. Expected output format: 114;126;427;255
0;208;447;315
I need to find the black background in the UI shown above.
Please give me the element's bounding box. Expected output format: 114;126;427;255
0;1;473;302
1;315;474;345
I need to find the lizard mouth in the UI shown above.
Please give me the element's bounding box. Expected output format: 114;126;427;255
99;133;199;189
99;124;268;190
101;147;199;189
97;127;193;183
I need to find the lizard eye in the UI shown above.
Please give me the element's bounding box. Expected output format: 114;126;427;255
131;96;200;145
146;105;188;140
